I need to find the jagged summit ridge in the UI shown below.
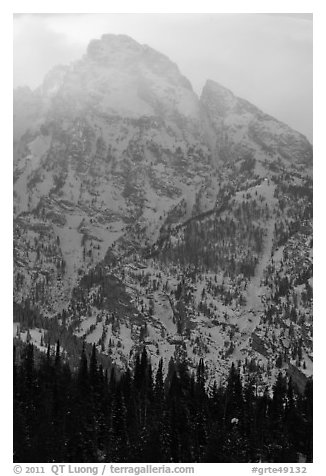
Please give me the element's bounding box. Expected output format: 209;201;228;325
14;33;312;151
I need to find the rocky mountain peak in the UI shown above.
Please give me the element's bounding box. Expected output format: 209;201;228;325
200;78;312;167
200;79;237;118
39;34;198;120
86;34;144;65
86;33;193;91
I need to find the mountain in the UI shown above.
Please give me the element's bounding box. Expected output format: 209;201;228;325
201;79;312;167
13;34;313;390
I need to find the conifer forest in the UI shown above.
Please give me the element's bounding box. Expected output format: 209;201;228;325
13;342;312;463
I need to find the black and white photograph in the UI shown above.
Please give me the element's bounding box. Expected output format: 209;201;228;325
12;11;313;465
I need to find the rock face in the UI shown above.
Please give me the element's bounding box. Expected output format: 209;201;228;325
13;35;212;287
200;79;312;166
13;34;312;387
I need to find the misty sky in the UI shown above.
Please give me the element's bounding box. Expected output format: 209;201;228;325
13;13;313;141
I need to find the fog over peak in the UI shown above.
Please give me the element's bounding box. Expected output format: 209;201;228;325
13;13;312;141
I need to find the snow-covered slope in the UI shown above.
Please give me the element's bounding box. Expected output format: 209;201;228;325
201;79;312;169
13;34;313;390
